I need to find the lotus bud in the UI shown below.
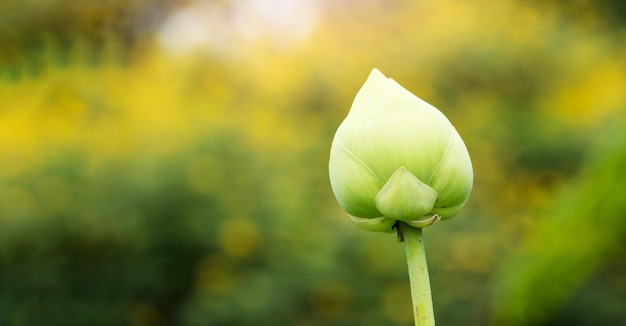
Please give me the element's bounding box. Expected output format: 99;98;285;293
329;69;473;232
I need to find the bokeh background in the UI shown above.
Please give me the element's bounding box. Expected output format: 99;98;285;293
1;0;626;325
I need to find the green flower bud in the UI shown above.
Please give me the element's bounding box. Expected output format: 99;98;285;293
329;69;473;232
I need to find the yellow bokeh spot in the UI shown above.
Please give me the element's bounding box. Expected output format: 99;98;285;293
218;217;262;258
549;57;626;127
129;304;166;326
196;256;236;295
311;282;352;317
381;282;413;325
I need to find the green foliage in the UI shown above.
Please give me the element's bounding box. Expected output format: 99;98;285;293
0;134;390;325
492;119;626;325
0;0;177;74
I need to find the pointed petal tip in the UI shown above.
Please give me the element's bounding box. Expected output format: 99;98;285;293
366;68;387;81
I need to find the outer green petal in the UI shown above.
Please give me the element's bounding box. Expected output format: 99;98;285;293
374;166;438;221
334;69;389;150
351;79;452;183
346;68;389;119
428;128;473;219
329;138;384;218
431;201;467;218
349;215;396;233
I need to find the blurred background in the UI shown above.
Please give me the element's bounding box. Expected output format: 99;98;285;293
1;0;625;325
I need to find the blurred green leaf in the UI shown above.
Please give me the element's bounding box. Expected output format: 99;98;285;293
492;117;626;325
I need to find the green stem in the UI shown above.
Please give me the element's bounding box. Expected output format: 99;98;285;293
399;222;435;326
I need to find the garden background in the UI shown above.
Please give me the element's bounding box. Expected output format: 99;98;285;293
1;0;625;325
